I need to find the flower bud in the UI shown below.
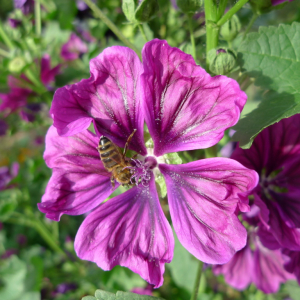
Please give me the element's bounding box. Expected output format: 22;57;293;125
176;0;203;14
8;57;26;73
122;0;136;23
208;48;237;75
220;15;241;42
135;0;159;23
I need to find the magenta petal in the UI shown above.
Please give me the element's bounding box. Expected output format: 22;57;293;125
61;33;88;61
38;126;113;221
213;244;253;290
40;54;60;86
253;240;294;293
232;114;300;251
159;158;258;264
283;249;300;284
257;225;281;250
51;46;146;154
0;88;29;114
254;193;270;228
272;0;293;6
268;204;300;251
270;191;300;228
142;39;247;156
74;177;174;288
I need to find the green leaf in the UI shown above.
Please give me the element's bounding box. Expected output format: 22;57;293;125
176;0;203;14
0;256;27;300
55;67;90;87
135;0;159;23
285;280;300;300
167;232;200;293
179;42;193;56
0;190;17;221
53;0;77;30
26;256;44;291
82;289;165;300
95;289;116;300
116;291;164;299
122;0;136;23
238;22;300;94
22;292;40;300
232;91;300;148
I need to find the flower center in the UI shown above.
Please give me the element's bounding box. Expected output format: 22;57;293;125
259;167;288;199
127;156;158;187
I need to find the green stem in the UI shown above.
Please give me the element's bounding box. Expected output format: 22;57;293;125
204;0;219;70
24;68;46;93
204;0;218;22
35;0;41;36
138;24;148;42
188;13;196;60
52;221;59;241
217;0;228;20
6;214;66;257
39;0;56;12
237;72;248;85
16;76;46;94
243;13;258;39
0;47;10;57
217;0;249;27
190;260;204;300
83;0;141;59
239;75;254;91
0;22;14;50
34;218;66;256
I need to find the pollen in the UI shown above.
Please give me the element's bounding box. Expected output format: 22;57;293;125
127;157;157;187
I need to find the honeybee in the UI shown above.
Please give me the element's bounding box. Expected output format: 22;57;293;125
97;129;136;187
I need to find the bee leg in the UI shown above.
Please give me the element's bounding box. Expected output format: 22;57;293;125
110;176;115;189
123;129;137;158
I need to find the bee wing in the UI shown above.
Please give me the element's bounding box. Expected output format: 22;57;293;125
103;146;127;168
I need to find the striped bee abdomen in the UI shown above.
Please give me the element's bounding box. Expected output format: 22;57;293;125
98;136;123;172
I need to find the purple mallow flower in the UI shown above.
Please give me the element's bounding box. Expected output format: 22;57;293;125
0;55;60;120
0;162;19;190
76;0;88;11
54;283;77;294
283;249;300;284
231;114;300;251
61;33;88;61
14;0;34;15
131;285;153;296
214;229;294;293
8;18;22;28
0;119;8;136
39;39;258;287
40;54;61;88
272;0;293;5
0;76;31;115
